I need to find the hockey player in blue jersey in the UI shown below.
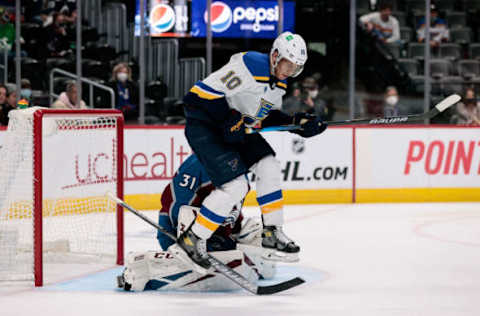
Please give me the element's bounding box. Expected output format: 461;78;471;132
170;32;328;272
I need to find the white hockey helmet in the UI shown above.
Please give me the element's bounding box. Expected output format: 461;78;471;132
270;32;308;78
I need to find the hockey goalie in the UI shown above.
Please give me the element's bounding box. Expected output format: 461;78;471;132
117;154;276;292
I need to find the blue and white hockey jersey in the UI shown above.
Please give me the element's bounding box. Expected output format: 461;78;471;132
183;51;288;127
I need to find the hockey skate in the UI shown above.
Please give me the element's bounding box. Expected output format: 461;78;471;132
261;226;300;262
168;226;212;274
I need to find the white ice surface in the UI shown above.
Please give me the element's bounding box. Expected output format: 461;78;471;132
1;202;480;316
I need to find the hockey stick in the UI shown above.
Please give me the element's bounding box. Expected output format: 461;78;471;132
105;192;305;295
247;94;461;133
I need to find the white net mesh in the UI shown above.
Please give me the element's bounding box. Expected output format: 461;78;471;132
0;108;121;283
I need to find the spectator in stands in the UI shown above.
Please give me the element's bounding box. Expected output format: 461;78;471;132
20;78;32;102
0;83;8;125
359;1;400;44
451;88;480;125
51;81;88;109
0;9;14;51
0;85;18;126
108;62;139;121
417;3;449;47
383;86;403;116
283;77;328;119
45;12;71;57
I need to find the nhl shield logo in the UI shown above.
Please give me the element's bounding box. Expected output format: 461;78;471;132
292;138;305;154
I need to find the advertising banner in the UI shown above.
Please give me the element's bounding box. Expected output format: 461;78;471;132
191;0;295;38
356;128;480;188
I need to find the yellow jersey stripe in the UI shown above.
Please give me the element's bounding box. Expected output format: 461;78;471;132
276;82;287;89
254;76;270;81
261;200;283;214
190;86;223;100
196;214;220;231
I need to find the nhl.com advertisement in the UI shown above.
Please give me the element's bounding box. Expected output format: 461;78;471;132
135;0;295;38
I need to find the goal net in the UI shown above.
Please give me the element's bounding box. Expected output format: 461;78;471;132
0;107;124;286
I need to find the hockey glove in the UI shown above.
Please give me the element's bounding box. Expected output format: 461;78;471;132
291;112;328;138
223;110;246;144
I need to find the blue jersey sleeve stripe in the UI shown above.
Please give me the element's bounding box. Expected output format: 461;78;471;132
257;190;283;206
195;81;225;96
199;205;226;224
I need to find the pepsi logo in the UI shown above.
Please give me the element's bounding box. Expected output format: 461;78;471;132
150;4;175;33
204;1;232;33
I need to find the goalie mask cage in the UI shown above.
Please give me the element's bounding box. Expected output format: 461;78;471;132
0;108;124;286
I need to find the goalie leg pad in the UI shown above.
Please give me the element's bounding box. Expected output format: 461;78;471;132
121;250;259;292
235;216;277;279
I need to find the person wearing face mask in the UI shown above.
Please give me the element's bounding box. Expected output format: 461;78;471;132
282;77;328;120
452;88;480;125
51;81;88;109
300;77;328;119
383;86;402;117
108;62;139;121
20;79;33;102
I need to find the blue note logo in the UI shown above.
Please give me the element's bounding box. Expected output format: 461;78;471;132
256;98;274;120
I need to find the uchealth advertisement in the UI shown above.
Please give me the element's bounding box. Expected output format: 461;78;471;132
356;127;480;202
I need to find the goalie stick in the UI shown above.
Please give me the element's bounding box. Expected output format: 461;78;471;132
105;192;305;295
247;94;461;133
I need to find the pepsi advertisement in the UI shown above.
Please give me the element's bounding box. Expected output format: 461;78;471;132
191;0;295;38
135;0;190;37
135;0;295;39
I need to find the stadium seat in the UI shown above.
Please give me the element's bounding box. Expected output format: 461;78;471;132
446;12;467;29
21;58;45;90
400;27;413;43
407;1;427;14
398;58;420;76
145;80;167;102
82;60;110;81
386;43;402;59
450;27;472;45
408;43;429;59
435;0;457;12
457;59;480;79
357;0;371;12
429;59;453;78
410;74;426;93
439;43;462;60
441;76;464;95
83;43;117;63
463;0;480;11
47;58;76;75
469;43;480;59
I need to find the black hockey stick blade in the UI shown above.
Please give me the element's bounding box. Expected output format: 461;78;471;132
248;94;461;133
105;192;305;295
257;277;305;295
